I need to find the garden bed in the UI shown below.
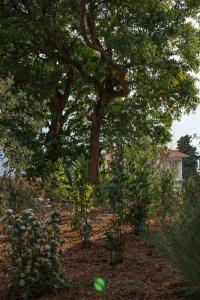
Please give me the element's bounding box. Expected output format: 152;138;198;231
0;208;193;300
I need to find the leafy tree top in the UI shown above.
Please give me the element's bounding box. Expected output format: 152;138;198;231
177;134;198;179
0;0;199;179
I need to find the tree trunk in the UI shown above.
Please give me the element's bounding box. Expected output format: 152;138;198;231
88;116;101;185
46;70;74;162
45;107;63;162
88;91;111;185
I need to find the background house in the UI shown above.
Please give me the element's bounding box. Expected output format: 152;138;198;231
159;149;189;187
104;148;189;188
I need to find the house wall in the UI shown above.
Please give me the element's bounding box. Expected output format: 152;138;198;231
161;157;183;184
104;151;185;187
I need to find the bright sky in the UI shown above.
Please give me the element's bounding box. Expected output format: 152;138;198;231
169;106;200;149
169;73;200;150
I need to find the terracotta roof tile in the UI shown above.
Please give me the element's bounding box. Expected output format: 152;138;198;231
163;149;189;158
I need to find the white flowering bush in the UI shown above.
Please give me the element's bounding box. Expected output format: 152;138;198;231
1;209;66;299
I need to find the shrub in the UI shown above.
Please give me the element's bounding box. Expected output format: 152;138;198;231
103;150;128;264
154;174;200;290
156;203;200;289
1;209;66;299
123;145;156;235
65;155;95;248
45;159;69;206
46;155;95;248
150;168;179;222
104;217;127;265
0;177;37;215
183;174;200;205
103;141;160;262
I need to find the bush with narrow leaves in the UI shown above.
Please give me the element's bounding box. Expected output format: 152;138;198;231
1;209;66;299
103;150;128;264
123;143;160;235
47;155;95;248
150;168;179;222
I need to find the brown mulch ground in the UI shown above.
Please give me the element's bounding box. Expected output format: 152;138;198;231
0;207;195;300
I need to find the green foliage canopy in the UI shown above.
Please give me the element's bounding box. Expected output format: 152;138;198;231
0;1;199;181
177;134;198;179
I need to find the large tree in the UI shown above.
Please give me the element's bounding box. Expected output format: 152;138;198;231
177;135;198;179
0;0;199;183
0;1;88;176
70;0;200;183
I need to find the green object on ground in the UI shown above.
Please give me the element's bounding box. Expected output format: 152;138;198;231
94;277;105;292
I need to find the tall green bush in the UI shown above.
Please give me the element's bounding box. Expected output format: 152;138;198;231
65;155;95;248
45;159;69;205
123;144;157;235
103;149;128;264
103;141;161;263
183;174;200;205
151;168;179;222
46;155;95;248
154;174;200;290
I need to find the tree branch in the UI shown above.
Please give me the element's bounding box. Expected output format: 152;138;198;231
79;0;129;98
